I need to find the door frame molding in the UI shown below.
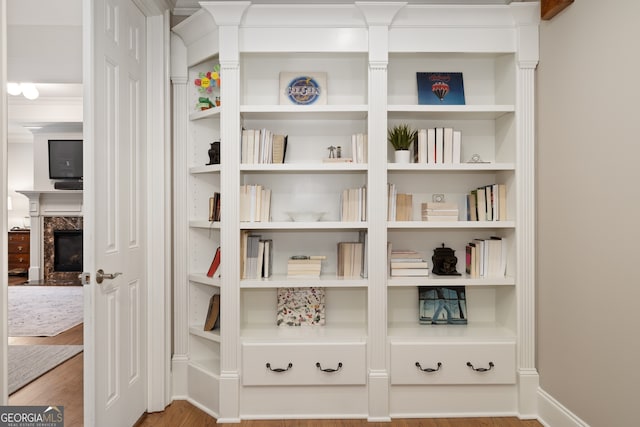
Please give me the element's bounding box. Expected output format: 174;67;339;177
1;0;9;404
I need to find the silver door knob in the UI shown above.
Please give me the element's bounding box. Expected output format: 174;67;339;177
96;269;122;284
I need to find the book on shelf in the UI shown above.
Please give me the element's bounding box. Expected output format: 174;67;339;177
203;293;220;331
416;72;466;105
242;128;288;164
466;184;507;222
323;158;353;163
465;236;506;278
421;202;459;221
287;256;323;278
340;186;367;222
206;246;221;278
337;242;363;278
240;184;271;222
277;287;326;326
389;249;429;277
351;133;368;164
387;184;413;221
419;286;467;325
359;230;368;278
410;127;462;164
240;232;273;279
209;192;221;222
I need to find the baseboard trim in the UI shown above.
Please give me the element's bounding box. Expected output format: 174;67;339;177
537;388;590;427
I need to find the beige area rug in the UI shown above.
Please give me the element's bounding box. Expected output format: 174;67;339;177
9;286;84;336
8;345;83;395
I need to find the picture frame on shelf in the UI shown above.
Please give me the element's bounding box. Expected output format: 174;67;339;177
419;286;467;325
279;72;327;105
417;72;465;105
277;287;326;326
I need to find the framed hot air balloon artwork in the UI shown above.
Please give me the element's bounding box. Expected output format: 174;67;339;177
417;72;465;105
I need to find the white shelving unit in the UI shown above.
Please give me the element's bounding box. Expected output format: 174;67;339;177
171;2;539;422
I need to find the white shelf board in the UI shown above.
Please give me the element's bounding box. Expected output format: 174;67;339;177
387;163;515;172
388;275;515;287
189;325;221;343
190;164;221;174
240;221;368;230
188;357;221;379
189;107;221;121
241;322;367;342
387;321;516;342
189;220;221;229
241;163;368;172
387;221;515;229
387;104;515;120
241;274;368;288
240;104;368;120
189;273;222;288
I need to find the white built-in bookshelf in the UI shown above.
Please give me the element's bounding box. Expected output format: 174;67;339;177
171;1;539;422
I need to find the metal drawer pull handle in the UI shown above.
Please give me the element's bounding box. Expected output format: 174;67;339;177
415;362;442;372
266;362;293;372
315;362;343;373
466;361;494;372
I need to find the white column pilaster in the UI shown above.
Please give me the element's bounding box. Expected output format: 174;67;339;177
170;32;190;397
200;2;249;422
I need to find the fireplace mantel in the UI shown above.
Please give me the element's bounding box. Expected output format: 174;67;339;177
17;189;83;282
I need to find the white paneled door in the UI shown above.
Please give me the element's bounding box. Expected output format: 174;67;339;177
83;0;148;426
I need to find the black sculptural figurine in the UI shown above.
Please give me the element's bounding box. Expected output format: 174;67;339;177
207;141;220;165
431;243;461;276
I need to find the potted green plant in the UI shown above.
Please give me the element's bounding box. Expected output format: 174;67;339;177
388;124;417;163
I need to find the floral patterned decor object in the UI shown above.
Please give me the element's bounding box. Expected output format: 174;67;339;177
277;287;326;326
194;64;220;110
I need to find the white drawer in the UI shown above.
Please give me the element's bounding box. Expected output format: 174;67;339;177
242;342;366;386
390;342;515;385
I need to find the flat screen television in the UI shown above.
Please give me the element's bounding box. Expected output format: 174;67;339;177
48;139;83;180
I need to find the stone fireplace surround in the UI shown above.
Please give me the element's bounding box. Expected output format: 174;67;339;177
17;190;83;285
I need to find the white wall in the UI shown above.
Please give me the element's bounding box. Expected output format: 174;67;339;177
537;1;640;426
8;142;33;229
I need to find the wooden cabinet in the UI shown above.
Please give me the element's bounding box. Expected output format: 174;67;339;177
8;230;30;275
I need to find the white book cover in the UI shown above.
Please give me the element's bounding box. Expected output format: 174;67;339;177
427;128;436;164
453;130;461;163
435;127;444;163
443;127;454;164
418;129;427;163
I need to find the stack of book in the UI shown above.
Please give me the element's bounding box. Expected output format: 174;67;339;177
240;232;273;279
421;202;459;221
389;249;429;277
387;184;413;221
240;184;271;222
287;256;325;278
414;127;462;164
466;184;507;222
337;242;364;277
241;128;288;164
465;236;506;278
340;186;367;222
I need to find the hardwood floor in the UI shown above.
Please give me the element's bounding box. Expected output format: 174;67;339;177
8;324;84;427
138;401;543;427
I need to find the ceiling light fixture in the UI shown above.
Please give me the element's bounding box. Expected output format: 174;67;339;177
6;82;39;100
